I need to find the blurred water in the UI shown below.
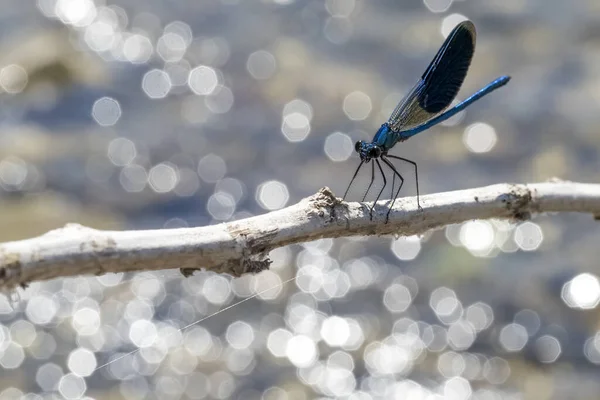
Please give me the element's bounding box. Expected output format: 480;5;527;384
0;1;600;399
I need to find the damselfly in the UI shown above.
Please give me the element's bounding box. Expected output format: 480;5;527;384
344;20;510;222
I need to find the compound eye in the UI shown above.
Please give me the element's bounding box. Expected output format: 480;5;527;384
369;147;381;158
354;141;362;152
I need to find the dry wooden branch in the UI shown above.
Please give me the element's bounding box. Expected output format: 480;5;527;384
1;181;599;290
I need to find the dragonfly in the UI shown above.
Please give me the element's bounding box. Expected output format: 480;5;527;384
343;20;510;222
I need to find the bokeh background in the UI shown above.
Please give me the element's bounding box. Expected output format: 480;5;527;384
0;1;600;399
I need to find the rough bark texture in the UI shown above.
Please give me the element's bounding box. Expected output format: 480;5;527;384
1;181;599;290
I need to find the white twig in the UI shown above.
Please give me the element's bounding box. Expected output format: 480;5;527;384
1;181;599;290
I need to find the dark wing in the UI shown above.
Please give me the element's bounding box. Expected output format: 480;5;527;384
387;21;476;132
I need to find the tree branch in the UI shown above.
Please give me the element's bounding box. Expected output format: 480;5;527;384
1;181;599;290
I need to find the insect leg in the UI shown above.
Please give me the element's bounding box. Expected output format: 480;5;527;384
343;161;364;200
386;155;421;211
362;162;375;202
382;157;405;223
369;160;387;221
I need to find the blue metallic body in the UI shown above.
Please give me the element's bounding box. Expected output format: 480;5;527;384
359;75;510;158
343;20;510;222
